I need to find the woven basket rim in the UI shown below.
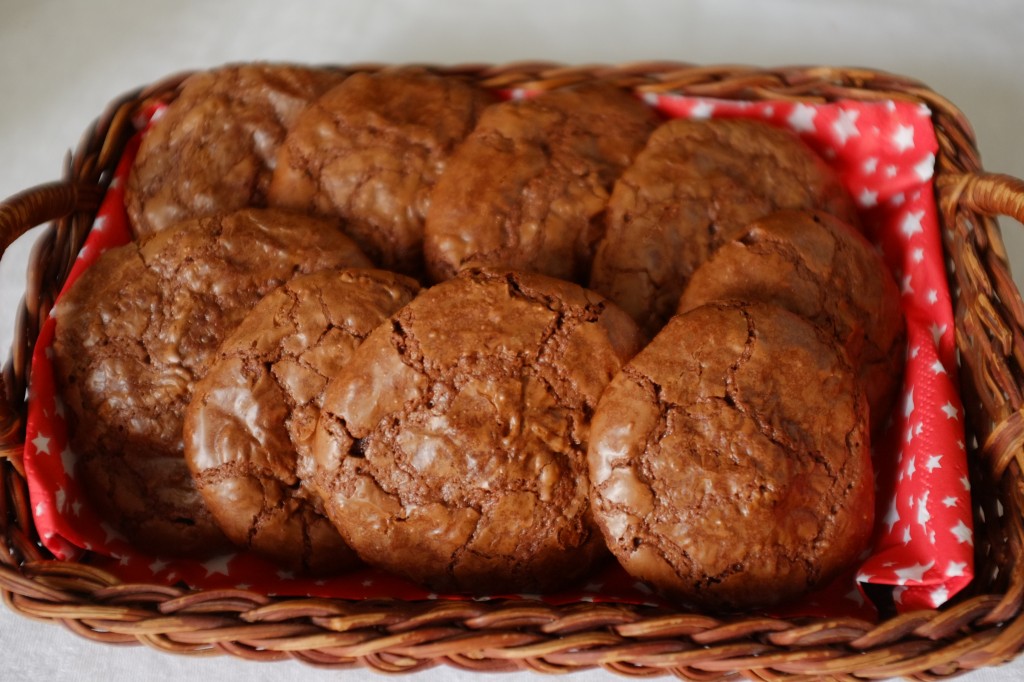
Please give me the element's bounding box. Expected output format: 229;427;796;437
1;61;1023;679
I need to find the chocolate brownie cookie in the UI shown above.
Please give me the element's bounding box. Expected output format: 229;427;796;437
311;269;644;593
267;68;494;275
679;210;904;431
589;118;858;335
185;269;420;574
588;301;873;610
127;64;344;238
53;209;370;557
423;84;658;283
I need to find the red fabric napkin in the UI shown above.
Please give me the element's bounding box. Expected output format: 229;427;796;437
22;92;970;618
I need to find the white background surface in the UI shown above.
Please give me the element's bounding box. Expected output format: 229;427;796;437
1;1;1023;680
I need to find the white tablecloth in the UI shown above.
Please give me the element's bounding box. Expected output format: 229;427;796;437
2;1;1023;679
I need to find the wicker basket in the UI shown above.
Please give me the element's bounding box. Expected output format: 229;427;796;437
1;62;1023;680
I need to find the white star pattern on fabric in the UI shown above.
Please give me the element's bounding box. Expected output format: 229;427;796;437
845;588;865;606
149;558;168;573
915;153;935;181
884;499;900;532
55;488;66;513
925;454;943;471
885;164;898;178
930;586;949;607
60;446;76;476
109;176;122;188
947;561;967;577
893;586;907;605
863;157;878;174
690;100;715;119
761;106;774;117
77;245;89;261
909;346;920;359
71;501;82;516
858;188;878;207
910;247;924;263
901;275;913;295
961;476;971;491
917;103;931;117
931;359;945;374
902;526;912;544
93;216;107;232
895;560;934;585
892;124;915;152
34;502;45;517
930;323;947;345
642;92;660;106
903;387;915;418
900;210;924;238
892;192;905;206
943;495;958;508
916;492;930;526
906;455;916;479
951;520;972;545
633;582;654;594
203;553;234;577
941;402;959;420
101;522;126;543
832;109;860;145
31;433;51;455
787;104;817;133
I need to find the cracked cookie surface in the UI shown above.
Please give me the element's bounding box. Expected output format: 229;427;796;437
127;64;345;238
589;118;858;336
679;210;904;432
185;269;420;574
588;301;873;610
311;269;644;593
267;68;495;275
423;84;658;283
53;209;370;557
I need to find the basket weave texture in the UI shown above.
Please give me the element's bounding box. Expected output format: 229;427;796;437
1;62;1024;680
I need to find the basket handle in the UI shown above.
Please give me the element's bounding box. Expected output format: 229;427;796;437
0;181;103;463
947;172;1024;224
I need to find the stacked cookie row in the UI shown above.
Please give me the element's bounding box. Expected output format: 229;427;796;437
53;63;902;610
